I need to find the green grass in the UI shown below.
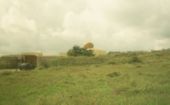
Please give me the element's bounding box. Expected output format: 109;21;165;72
0;62;170;105
0;50;170;105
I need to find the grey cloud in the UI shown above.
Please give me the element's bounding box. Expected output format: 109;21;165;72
0;0;170;55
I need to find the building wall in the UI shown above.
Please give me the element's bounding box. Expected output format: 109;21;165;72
0;54;39;69
21;55;37;67
0;56;19;69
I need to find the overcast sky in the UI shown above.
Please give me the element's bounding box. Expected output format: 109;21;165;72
0;0;170;54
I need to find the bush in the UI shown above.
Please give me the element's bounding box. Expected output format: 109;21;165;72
38;59;50;69
129;56;142;63
67;45;94;57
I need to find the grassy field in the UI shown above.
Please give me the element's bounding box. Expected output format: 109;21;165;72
0;51;170;105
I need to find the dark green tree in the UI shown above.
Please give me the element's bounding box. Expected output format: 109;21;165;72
67;45;94;57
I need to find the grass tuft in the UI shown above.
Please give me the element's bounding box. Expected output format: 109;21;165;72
107;72;121;78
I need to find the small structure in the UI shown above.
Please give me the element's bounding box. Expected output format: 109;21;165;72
0;52;42;70
19;52;43;69
19;55;37;69
0;55;19;69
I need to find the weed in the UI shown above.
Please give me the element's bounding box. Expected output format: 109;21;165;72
107;72;121;78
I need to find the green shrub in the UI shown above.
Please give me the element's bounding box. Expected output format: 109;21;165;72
67;45;94;57
129;56;142;63
38;59;50;69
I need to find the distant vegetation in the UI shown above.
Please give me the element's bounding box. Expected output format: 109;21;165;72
1;49;170;69
36;49;170;68
67;45;95;57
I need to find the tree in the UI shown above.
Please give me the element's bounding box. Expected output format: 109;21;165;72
67;45;94;57
83;42;94;49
